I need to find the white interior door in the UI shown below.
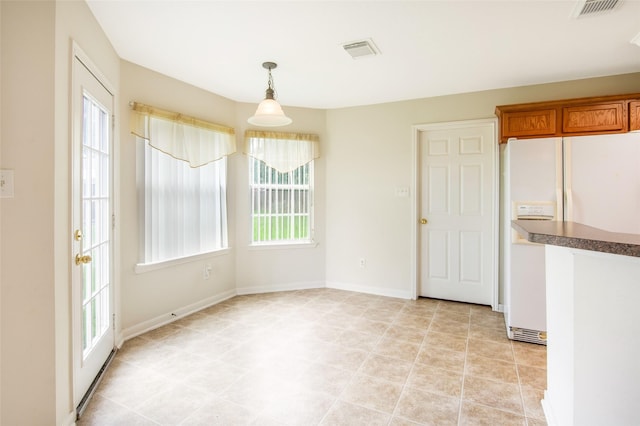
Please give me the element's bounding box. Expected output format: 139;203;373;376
72;54;114;406
418;121;496;305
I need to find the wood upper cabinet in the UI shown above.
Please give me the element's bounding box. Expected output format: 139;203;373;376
495;93;640;143
562;102;626;134
631;101;640;131
499;108;557;139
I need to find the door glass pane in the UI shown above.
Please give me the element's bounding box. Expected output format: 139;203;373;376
81;94;110;359
101;154;109;197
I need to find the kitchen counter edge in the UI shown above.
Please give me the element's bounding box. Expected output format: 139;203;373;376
511;220;640;258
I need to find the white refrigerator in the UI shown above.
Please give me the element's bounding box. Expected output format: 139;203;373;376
503;133;640;344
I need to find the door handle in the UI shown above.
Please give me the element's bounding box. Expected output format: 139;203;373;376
75;254;92;265
420;218;428;224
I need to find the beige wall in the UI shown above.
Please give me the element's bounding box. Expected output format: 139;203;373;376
1;0;120;424
54;1;120;422
118;64;327;332
234;102;327;294
1;2;56;423
1;1;640;423
325;74;640;301
0;2;3;418
119;61;238;333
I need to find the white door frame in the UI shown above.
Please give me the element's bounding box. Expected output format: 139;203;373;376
71;40;119;408
410;118;499;310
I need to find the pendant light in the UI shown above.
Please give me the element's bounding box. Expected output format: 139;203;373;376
248;61;292;127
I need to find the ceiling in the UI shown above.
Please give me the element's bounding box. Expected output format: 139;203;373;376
86;0;640;109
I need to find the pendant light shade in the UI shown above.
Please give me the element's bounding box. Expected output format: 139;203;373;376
248;62;292;127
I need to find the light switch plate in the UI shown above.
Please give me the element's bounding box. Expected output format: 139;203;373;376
0;169;15;198
395;186;409;197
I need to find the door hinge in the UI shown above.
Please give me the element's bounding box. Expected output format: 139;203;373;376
112;313;116;330
112;213;115;230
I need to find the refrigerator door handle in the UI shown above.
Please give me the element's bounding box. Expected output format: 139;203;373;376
563;138;573;222
566;188;573;222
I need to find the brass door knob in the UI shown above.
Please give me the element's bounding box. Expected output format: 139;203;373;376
420;218;428;224
75;254;92;265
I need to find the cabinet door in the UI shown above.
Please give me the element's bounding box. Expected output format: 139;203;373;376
500;108;557;139
562;102;626;133
630;101;640;131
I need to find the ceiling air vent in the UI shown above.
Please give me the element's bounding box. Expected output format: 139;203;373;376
572;0;622;18
342;39;379;59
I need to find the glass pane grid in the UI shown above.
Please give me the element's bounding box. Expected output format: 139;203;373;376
81;286;110;357
80;94;111;359
250;158;312;243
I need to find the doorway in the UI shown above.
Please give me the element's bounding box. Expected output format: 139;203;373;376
71;48;115;410
412;119;498;307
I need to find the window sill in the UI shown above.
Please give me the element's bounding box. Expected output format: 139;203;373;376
135;248;231;274
248;241;319;251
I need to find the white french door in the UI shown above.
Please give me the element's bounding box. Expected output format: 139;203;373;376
72;53;114;406
416;120;497;306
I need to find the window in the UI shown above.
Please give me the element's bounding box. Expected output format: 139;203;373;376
245;130;319;245
131;103;235;265
141;142;228;263
250;157;313;244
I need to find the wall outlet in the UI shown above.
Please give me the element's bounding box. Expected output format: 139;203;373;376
203;264;212;279
359;258;366;268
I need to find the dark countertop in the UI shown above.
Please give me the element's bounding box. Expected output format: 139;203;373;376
511;220;640;258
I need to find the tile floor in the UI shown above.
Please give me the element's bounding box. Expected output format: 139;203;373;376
78;288;547;426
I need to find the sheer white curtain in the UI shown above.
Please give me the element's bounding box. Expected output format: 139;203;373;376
131;102;236;167
131;102;235;264
244;130;319;173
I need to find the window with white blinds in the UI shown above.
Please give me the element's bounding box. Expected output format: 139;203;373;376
249;157;313;244
132;106;233;266
140;141;228;263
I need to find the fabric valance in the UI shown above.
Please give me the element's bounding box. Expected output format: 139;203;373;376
130;102;236;168
244;130;320;173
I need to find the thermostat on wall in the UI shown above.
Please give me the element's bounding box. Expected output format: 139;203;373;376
0;169;14;198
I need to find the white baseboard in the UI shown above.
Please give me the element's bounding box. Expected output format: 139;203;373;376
120;282;410;342
236;281;325;295
121;288;237;341
541;391;557;426
115;331;125;349
326;281;412;300
496;303;505;313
